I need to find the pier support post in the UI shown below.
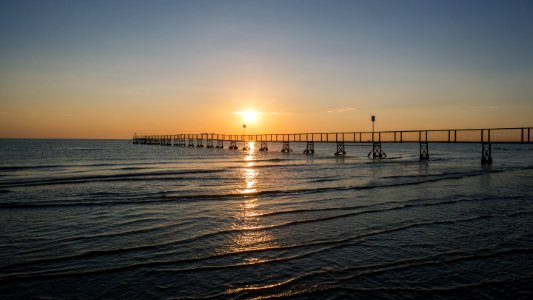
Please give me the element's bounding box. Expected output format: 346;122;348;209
481;143;492;164
207;138;214;148
419;131;429;160
259;141;268;151
420;142;429;160
196;137;204;147
229;140;238;150
303;141;314;154
242;141;250;151
334;142;346;156
281;141;292;152
216;140;224;149
188;137;195;147
481;129;492;164
368;142;386;158
368;131;386;158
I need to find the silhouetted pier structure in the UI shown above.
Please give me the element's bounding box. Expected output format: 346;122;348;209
132;127;532;164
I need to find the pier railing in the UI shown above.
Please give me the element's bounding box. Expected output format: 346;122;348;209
132;127;532;164
133;127;532;145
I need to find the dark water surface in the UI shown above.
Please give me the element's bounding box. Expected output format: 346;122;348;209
1;139;532;299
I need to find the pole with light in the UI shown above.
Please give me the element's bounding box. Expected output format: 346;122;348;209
371;115;375;143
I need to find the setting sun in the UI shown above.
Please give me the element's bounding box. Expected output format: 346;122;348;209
235;110;259;123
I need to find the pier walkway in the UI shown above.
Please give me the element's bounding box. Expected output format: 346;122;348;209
132;127;532;164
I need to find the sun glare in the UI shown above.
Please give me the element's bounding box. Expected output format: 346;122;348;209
244;111;258;123
235;110;259;123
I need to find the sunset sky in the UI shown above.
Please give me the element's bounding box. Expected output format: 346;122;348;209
1;0;532;138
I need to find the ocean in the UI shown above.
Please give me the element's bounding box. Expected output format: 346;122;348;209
1;139;532;299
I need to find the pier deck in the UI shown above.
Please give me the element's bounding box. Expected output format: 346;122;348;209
132;127;532;164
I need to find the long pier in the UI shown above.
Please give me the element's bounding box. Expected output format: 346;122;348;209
132;127;532;164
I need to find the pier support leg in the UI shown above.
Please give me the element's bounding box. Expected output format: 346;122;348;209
188;138;195;147
207;139;214;148
420;142;429;160
259;141;268;151
368;142;386;158
216;140;224;149
281;141;292;153
334;142;346;156
303;142;314;154
229;141;238;150
481;143;492;164
242;141;250;151
197;139;204;147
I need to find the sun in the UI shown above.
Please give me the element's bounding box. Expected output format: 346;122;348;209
243;110;258;123
235;110;259;123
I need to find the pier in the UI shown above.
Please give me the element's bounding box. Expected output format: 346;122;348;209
132;127;532;164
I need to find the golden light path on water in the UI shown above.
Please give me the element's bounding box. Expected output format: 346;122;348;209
228;141;278;257
223;144;297;296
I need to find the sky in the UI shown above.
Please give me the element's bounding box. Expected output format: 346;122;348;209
1;0;532;138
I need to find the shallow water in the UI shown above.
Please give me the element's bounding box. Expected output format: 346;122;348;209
1;139;532;299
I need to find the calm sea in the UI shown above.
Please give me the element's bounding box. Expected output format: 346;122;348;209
1;139;532;299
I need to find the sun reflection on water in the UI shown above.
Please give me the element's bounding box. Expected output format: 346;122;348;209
228;152;277;255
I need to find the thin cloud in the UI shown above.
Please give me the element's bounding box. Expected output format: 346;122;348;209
326;107;355;113
234;111;293;115
264;112;293;115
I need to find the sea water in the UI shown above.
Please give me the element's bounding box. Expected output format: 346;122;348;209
1;139;532;299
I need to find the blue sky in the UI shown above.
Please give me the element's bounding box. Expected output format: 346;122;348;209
1;0;532;137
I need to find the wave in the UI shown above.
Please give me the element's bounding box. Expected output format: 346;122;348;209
1;167;516;208
0;165;65;171
0;161;183;173
0;169;226;188
2;213;517;290
7;196;523;272
252;194;507;219
217;226;533;299
273;247;533;299
307;177;339;183
3;208;529;283
227;249;533;299
71;148;104;151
